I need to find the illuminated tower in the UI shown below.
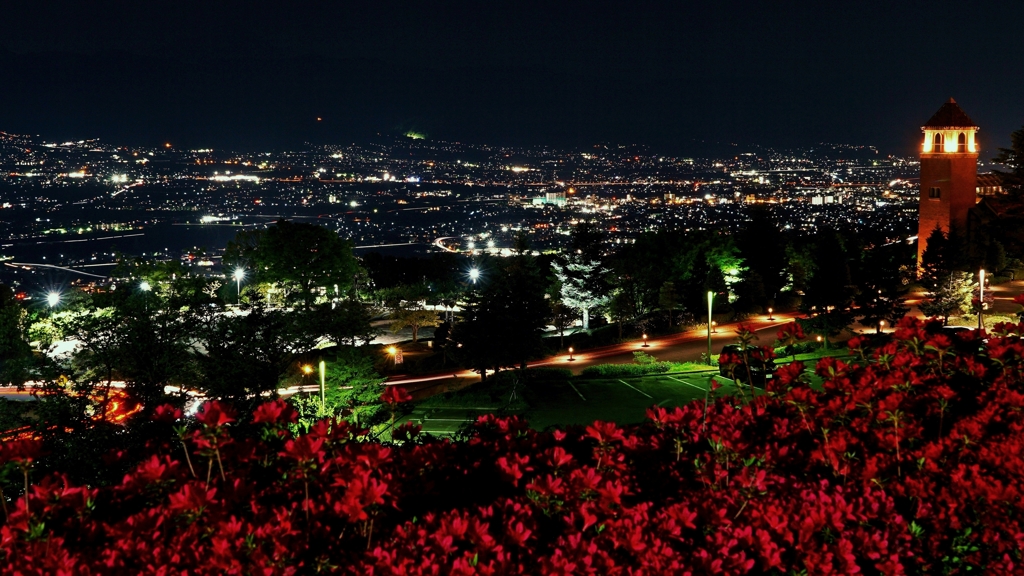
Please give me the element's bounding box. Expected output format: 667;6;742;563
917;98;979;265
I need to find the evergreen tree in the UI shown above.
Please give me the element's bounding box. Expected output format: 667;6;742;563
551;255;609;331
919;227;973;324
855;244;911;333
801;228;855;348
453;254;549;372
738;206;787;301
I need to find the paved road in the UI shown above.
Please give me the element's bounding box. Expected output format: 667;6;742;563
380;313;803;399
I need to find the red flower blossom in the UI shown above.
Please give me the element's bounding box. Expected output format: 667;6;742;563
381;385;413;406
251;399;297;425
195;401;236;428
151;403;183;423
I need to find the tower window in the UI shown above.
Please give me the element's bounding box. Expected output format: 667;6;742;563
933;133;943;153
958;132;967;152
929;187;941;199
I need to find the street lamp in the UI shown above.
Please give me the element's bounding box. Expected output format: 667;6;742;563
47;292;61;308
233;268;245;305
816;335;823;349
469;267;480;284
568;347;575;362
711;320;717;334
879;320;886;333
979;268;986;330
318;360;326;407
707;291;714;365
767;307;774;321
642;333;649;348
139;281;151;292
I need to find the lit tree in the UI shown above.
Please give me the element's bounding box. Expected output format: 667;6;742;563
551;255;609;331
548;300;576;349
224;221;359;309
389;306;440;343
919;227;973;325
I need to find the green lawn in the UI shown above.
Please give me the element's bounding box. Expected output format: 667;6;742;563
400;355;844;436
521;372;746;430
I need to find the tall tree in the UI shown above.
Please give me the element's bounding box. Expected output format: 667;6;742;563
453;254;549;372
225;221;359;309
855;243;911;333
196;303;319;412
389;306;440;343
552;256;609;331
0;285;32;386
801;228;855;348
919;227;973;324
738;206;787;302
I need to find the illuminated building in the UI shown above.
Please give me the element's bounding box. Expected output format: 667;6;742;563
917;98;979;266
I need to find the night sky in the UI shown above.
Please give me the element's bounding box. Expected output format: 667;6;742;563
2;1;1022;155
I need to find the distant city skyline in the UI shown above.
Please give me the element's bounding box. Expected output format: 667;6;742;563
1;1;1022;154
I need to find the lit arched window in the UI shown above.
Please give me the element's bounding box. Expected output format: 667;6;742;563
958;132;967;153
933;133;944;153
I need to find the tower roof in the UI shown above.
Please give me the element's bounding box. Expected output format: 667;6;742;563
923;98;978;129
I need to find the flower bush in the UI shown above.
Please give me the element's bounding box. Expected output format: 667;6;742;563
3;316;1024;573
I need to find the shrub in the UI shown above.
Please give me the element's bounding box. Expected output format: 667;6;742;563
6;317;1024;573
579;362;673;378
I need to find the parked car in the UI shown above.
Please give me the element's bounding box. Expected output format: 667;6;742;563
718;344;776;386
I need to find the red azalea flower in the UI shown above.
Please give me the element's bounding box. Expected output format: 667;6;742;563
251;399;297;425
381;385;413;406
195;400;236;428
151;403;183;423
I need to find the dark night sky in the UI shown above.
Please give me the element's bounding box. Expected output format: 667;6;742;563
1;1;1022;156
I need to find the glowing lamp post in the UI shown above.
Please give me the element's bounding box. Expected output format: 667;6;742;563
642;333;649;348
469;268;480;284
318;360;326;408
139;281;151;311
233;268;245;305
879;320;886;334
816;335;823;349
47;292;61;308
707;291;714;365
767;307;774;321
387;346;404;366
979;269;986;330
568;347;575;362
711;320;717;333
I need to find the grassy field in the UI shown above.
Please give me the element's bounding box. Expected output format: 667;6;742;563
398;351;849;436
397;370;738;435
